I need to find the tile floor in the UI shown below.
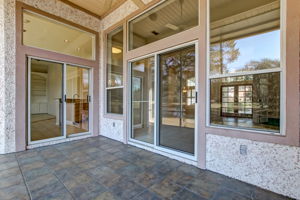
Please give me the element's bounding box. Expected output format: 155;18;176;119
0;136;293;200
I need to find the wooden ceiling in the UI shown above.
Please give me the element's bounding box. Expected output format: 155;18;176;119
60;0;146;19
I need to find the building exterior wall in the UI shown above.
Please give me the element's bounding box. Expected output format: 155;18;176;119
0;0;16;154
206;134;300;199
0;0;101;153
0;0;299;199
99;1;300;199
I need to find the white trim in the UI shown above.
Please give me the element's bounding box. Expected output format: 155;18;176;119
105;86;124;90
208;68;282;79
206;0;286;135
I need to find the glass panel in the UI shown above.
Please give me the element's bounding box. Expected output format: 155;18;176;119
159;45;195;154
30;59;64;141
106;27;124;115
23;11;96;60
210;0;280;75
129;0;198;50
210;72;280;132
131;57;155;144
107;27;123;87
66;65;90;135
107;88;123;114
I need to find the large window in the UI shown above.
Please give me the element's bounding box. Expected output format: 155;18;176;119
128;0;198;50
209;0;282;133
106;27;124;115
23;10;96;60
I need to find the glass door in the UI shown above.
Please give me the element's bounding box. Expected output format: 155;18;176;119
66;65;91;136
28;58;92;144
159;45;196;155
28;58;65;142
130;57;155;144
129;44;197;157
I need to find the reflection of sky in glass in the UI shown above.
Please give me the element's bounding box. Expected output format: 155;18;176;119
229;30;280;73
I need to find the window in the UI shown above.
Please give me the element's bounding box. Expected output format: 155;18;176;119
209;0;282;133
128;0;198;50
106;27;124;114
221;85;253;117
23;10;96;60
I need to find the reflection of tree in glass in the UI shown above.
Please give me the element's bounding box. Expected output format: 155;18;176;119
237;58;280;72
210;40;240;74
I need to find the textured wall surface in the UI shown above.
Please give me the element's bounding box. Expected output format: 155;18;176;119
0;0;5;154
206;134;300;199
0;0;101;153
18;0;100;31
101;0;139;30
0;0;16;154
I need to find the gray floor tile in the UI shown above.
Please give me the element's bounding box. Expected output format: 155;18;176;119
0;136;292;200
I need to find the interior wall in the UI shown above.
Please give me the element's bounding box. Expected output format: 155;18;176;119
47;64;62;116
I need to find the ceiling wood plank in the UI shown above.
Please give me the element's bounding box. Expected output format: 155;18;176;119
101;0;128;19
59;0;102;19
131;0;146;8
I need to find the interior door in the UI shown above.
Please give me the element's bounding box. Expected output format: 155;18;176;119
28;58;65;143
66;65;91;136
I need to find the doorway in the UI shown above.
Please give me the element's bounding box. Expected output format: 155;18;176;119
129;43;198;159
28;57;92;144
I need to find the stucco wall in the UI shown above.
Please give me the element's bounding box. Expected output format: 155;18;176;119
0;0;5;154
0;0;101;153
99;0;140;142
0;0;16;154
206;134;300;199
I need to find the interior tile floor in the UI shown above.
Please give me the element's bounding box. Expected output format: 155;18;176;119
31;114;87;141
0;136;293;200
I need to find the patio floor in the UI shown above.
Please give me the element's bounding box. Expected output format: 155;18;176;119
0;136;292;200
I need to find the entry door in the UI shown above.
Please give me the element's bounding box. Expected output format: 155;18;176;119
28;58;65;143
66;65;91;136
28;57;92;144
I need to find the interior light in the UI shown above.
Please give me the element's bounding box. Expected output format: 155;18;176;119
64;39;69;43
112;47;122;54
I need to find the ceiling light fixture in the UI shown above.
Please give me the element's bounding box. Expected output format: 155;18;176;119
64;39;69;43
112;47;122;54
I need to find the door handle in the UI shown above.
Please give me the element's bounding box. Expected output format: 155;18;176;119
87;95;91;103
195;91;198;104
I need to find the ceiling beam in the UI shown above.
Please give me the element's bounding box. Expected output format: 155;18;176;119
59;0;102;19
131;0;146;8
101;0;128;19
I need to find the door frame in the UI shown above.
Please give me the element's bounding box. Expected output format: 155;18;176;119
27;56;93;145
127;41;199;162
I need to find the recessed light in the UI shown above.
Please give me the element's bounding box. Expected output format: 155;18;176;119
64;39;69;43
112;47;122;54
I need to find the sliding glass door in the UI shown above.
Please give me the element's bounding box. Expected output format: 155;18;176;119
131;57;155;144
29;59;64;142
66;65;91;136
28;57;92;144
159;46;196;154
129;44;197;156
